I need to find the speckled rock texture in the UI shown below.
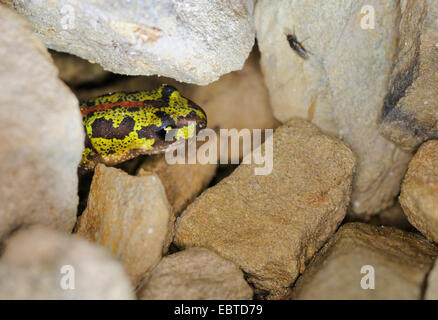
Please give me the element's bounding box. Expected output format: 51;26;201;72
0;5;83;241
138;247;253;300
400;140;438;243
379;0;438;150
254;0;412;217
137;154;217;216
292;223;438;300
76;165;174;286
4;0;255;85
174;119;356;299
0;226;134;299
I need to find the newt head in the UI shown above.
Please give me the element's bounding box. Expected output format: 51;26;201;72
155;84;207;144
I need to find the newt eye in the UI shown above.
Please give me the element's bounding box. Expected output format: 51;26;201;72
156;125;177;141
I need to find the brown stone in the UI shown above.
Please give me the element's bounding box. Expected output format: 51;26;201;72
76;165;174;285
400;140;438;243
292;223;438;300
138;247;253;300
174;119;356;299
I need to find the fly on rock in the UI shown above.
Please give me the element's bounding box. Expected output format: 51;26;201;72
286;33;309;60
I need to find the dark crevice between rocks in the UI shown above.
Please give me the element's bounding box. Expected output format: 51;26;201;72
72;73;123;91
247;272;270;300
76;171;94;218
208;164;239;188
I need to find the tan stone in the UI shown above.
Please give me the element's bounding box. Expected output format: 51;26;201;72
174;119;356;299
137;154;217;216
400;140;438;243
138;247;253;300
76;165;174;285
254;0;412;217
0;5;83;240
292;223;438;300
0;226;134;299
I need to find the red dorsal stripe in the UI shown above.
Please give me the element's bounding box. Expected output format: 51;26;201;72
81;101;147;115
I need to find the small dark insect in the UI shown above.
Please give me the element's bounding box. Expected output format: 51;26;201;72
286;34;309;60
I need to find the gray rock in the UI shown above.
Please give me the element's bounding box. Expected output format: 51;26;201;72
254;0;412;217
0;5;83;240
6;0;255;85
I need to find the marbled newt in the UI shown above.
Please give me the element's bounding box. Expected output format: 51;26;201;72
79;84;207;174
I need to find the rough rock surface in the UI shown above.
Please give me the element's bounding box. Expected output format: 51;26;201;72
254;0;412;217
138;247;253;300
0;5;83;240
400;140;438;243
76;165;174;285
5;0;255;85
0;226;134;299
174;119;356;299
137;154;217;216
292;223;438;300
379;0;438;150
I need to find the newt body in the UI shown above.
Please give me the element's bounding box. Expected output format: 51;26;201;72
79;84;207;174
